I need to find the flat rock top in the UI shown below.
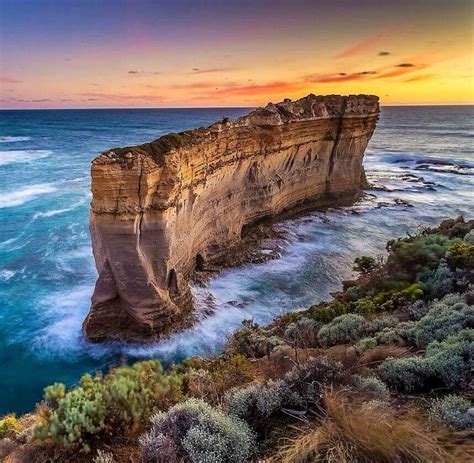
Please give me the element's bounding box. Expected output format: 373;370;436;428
94;93;379;166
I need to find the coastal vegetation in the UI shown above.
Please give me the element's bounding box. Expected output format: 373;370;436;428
0;217;472;462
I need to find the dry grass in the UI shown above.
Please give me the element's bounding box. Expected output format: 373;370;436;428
359;345;410;366
273;392;454;463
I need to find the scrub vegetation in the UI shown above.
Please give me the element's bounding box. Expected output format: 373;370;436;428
1;217;473;462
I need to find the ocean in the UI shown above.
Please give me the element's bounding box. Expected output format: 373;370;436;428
0;105;473;415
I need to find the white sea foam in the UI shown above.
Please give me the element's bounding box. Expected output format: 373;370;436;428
0;183;57;208
0;150;52;166
0;270;16;281
33;199;86;219
0;136;31;143
32;283;94;357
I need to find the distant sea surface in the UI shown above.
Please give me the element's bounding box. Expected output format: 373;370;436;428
0;105;473;414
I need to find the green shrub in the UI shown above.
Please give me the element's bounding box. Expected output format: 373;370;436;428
35;374;106;452
103;360;184;435
225;321;286;358
380;329;473;392
375;321;416;347
187;355;254;403
225;380;298;422
353;256;377;275
140;398;255;463
0;415;20;438
308;300;349;323
429;395;473;430
446;241;474;269
386;234;452;281
317;314;368;347
464;230;474;244
225;358;343;430
355;336;378;353
366;315;399;336
419;260;455;299
413;293;472;348
354;375;390;401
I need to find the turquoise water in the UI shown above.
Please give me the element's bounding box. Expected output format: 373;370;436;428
0;106;473;415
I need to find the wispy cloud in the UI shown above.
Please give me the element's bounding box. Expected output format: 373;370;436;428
0;75;21;84
335;25;405;58
79;92;164;102
396;63;416;67
188;67;234;75
128;70;160;75
403;73;435;82
187;81;304;100
378;51;391;56
305;70;377;83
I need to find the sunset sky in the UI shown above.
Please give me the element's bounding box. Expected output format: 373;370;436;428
0;0;473;108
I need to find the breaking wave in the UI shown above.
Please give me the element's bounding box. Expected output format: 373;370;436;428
0;183;57;208
0;150;52;166
0;136;32;143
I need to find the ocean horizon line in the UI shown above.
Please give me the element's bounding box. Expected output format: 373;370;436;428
1;103;474;112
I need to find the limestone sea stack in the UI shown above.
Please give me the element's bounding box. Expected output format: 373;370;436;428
83;93;379;342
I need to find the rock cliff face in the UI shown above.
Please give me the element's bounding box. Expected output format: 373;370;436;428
83;93;379;342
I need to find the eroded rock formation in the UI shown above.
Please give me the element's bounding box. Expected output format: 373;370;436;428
83;93;379;341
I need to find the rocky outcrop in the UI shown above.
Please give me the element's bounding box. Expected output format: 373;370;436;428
83;93;379;342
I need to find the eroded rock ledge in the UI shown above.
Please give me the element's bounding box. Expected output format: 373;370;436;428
83;93;379;342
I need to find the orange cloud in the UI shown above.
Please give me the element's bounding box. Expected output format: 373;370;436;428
404;74;435;82
335;25;405;58
305;71;377;83
376;64;427;79
186;81;305;100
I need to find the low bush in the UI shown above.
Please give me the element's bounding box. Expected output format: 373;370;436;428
225;358;344;430
225;380;300;424
103;360;184;435
35;360;186;451
35;374;106;452
308;300;349;323
412;293;472;348
366;315;399;335
429;395;473;430
140;398;255;463
446;241;474;269
0;414;20;438
186;354;254;404
317;314;368;347
353;375;390;401
380;329;473;392
225;320;286;358
419;260;456;299
386;234;452;282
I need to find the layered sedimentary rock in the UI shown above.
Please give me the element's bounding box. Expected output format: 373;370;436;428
83;93;379;341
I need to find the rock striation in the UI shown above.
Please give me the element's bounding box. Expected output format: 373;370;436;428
83;93;379;342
